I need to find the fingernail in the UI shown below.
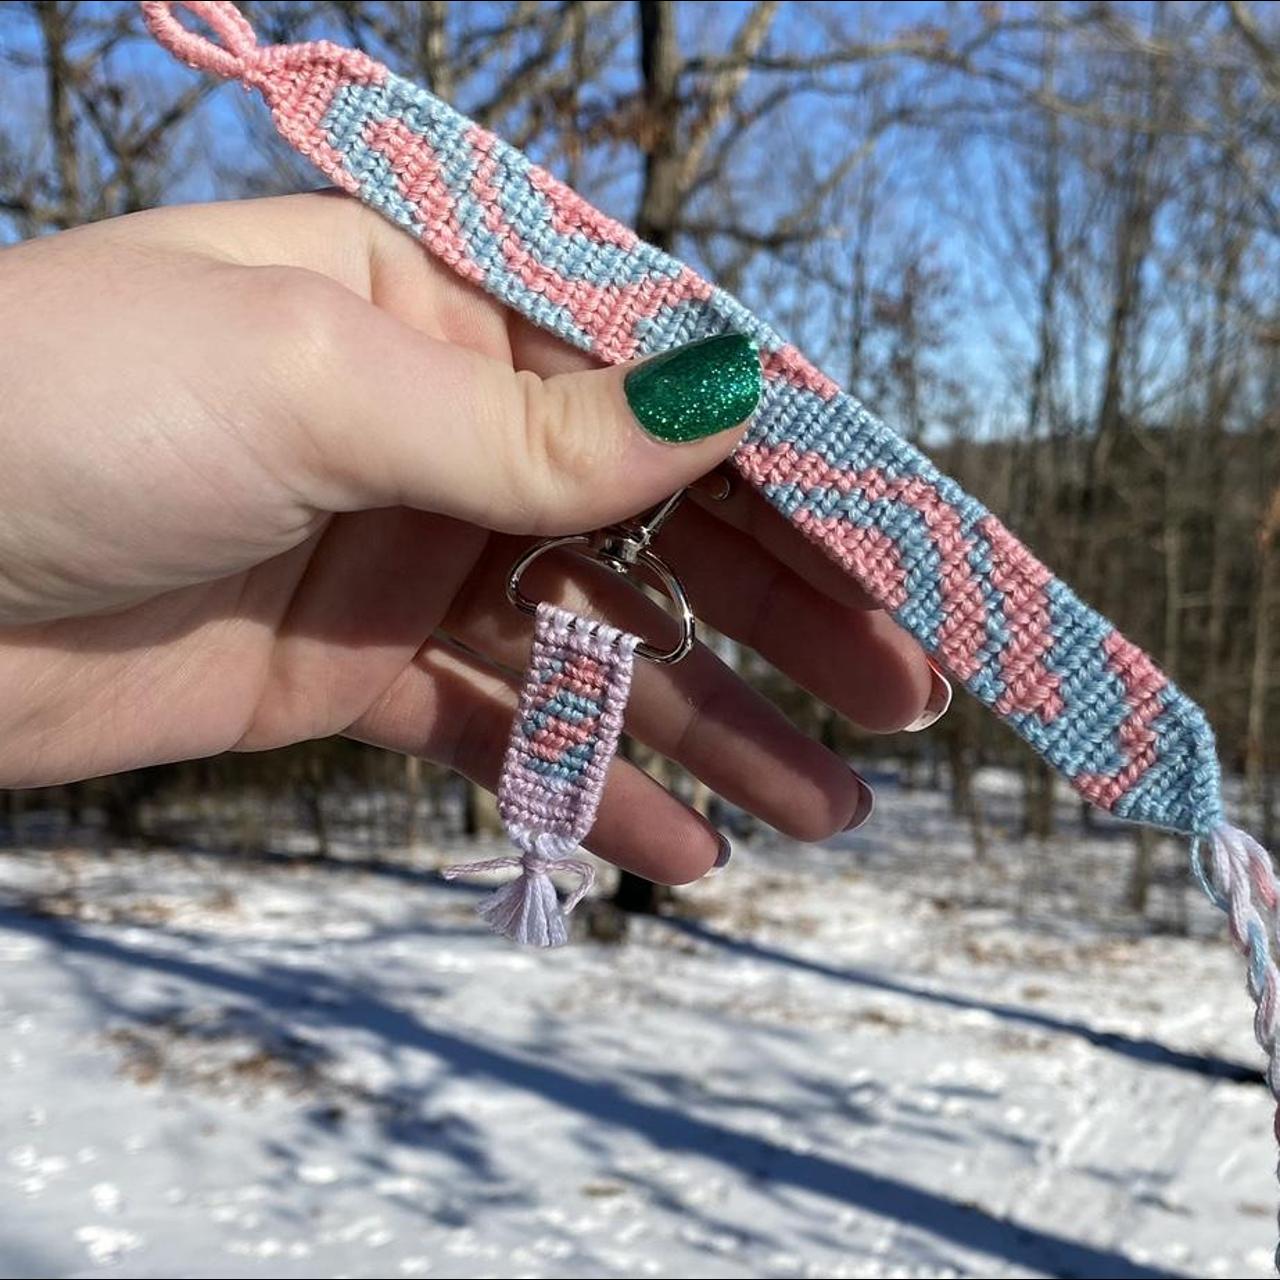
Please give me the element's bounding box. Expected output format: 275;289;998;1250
624;333;762;443
843;775;876;831
904;659;952;733
713;834;732;869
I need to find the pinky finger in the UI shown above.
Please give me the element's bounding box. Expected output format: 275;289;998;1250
346;637;726;886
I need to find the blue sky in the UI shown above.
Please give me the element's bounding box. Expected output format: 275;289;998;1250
2;1;1263;448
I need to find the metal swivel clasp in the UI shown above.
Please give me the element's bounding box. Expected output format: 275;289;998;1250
505;489;696;664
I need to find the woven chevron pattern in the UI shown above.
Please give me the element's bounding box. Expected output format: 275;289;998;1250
141;0;1222;840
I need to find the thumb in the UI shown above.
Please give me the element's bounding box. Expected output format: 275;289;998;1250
290;288;762;534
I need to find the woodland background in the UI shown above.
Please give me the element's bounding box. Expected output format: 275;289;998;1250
1;0;1278;925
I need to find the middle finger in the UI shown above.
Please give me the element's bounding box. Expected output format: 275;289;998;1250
443;538;875;840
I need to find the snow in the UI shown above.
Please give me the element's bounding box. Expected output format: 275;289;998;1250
0;768;1273;1278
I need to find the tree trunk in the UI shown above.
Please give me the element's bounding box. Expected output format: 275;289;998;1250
419;1;453;99
36;2;82;227
947;725;974;821
1023;758;1055;841
1127;826;1156;916
1246;490;1277;837
403;754;423;852
633;0;681;248
305;754;331;859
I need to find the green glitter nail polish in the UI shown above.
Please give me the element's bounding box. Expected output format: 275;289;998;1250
624;333;762;443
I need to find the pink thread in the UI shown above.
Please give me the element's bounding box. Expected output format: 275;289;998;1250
467;128;713;363
542;653;609;694
259;48;383;197
365;117;487;283
140;1;383;196
526;167;641;250
139;0;256;79
736;442;987;680
979;516;1065;722
1074;632;1166;810
792;512;910;610
528;716;600;753
761;345;842;401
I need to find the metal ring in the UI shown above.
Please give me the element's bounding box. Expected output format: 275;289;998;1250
505;536;696;664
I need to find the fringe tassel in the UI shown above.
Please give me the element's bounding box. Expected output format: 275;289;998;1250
1194;822;1280;1270
443;833;594;948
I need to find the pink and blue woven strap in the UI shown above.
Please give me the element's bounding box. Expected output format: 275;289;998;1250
140;0;1222;841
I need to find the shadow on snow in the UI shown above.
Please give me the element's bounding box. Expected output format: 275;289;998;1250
0;906;1188;1280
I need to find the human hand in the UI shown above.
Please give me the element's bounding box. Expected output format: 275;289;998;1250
0;192;947;881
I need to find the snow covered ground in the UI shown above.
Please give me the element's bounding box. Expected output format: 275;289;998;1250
0;768;1274;1279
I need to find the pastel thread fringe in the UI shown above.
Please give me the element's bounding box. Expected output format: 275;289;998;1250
443;604;638;947
142;3;1280;1255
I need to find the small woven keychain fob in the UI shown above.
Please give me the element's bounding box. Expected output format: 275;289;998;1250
443;604;639;948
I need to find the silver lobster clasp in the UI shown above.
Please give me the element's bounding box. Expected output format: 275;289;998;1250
505;489;695;664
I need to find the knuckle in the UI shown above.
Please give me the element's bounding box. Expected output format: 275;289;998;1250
515;373;614;532
249;267;347;379
448;699;506;787
226;266;353;488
